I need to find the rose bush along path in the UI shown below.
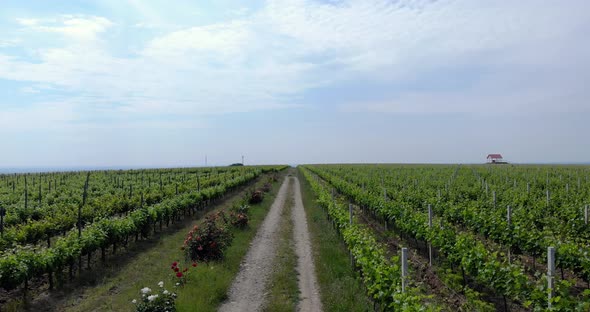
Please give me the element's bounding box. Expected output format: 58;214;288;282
219;175;323;312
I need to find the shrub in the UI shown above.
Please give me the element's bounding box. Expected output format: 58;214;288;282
183;214;232;262
261;183;272;193
249;190;263;204
229;212;249;229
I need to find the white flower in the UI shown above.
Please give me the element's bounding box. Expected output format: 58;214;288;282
147;294;159;302
158;281;164;288
163;290;169;295
141;287;151;294
175;282;180;286
132;299;137;304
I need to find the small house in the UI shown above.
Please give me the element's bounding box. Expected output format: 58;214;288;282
486;154;505;164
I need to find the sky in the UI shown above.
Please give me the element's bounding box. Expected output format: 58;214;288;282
0;0;589;168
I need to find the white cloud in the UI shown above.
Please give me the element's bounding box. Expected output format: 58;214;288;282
0;38;20;47
231;7;250;16
16;18;39;27
262;0;588;71
17;15;113;41
143;21;251;59
0;102;78;131
20;86;40;94
0;0;588;124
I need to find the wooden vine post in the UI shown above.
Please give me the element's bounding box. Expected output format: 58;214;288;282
78;173;90;274
24;175;28;210
507;205;512;264
548;247;555;309
349;203;354;267
428;204;433;266
401;247;408;293
0;201;5;237
79;173;90;237
383;188;388;230
493;190;496;208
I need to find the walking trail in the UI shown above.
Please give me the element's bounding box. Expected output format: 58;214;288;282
219;175;322;312
292;177;323;312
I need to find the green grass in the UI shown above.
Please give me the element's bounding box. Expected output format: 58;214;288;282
296;168;372;312
52;173;286;312
263;177;299;312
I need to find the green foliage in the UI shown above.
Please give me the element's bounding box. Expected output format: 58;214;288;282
302;167;441;311
303;164;590;310
0;167;283;250
0;166;288;291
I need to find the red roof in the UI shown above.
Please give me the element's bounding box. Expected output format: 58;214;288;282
487;154;503;159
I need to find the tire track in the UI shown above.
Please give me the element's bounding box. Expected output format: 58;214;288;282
291;177;323;312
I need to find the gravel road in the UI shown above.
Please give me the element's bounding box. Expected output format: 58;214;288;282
219;175;322;312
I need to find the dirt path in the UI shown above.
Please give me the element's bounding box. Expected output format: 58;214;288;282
219;175;323;312
291;177;323;312
218;177;290;312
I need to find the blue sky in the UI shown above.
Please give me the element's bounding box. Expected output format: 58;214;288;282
0;0;589;167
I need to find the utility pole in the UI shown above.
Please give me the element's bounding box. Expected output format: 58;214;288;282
242;155;244;165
